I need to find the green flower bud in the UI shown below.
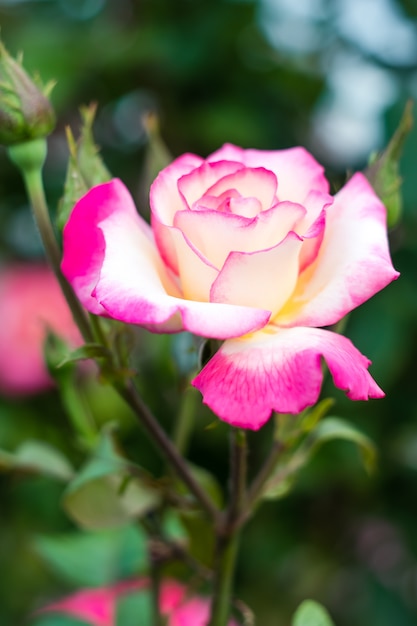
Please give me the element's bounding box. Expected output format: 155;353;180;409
0;41;55;146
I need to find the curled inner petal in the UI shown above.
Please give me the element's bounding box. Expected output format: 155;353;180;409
204;167;278;212
178;160;244;209
174;201;305;270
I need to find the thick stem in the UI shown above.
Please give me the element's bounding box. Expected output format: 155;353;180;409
7;139;93;344
116;379;221;524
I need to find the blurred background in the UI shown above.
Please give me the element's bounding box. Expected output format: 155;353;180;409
0;0;417;625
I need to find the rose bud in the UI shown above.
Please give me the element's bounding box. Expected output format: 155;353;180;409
0;40;55;146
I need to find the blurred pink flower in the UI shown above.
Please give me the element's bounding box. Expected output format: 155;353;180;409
40;578;239;625
0;263;82;396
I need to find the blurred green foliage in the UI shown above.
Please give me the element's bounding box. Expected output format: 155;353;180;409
0;1;417;625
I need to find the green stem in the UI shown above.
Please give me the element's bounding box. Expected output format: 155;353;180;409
208;429;247;626
116;379;221;524
228;429;247;523
208;532;240;626
172;383;199;455
149;547;164;626
7;139;93;344
59;369;98;449
247;440;284;505
237;439;284;529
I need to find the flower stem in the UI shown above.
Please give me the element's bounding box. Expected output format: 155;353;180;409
247;440;284;507
237;439;285;529
7;138;93;344
149;546;164;626
116;379;221;524
172;383;199;455
208;429;247;626
228;429;247;523
208;532;240;626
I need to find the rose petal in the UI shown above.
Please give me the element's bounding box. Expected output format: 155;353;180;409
192;326;383;430
174;202;305;270
298;208;327;273
210;232;303;316
170;227;219;301
203;167;278;212
178;160;244;209
229;196;262;218
151;153;204;224
62;179;271;340
207;144;329;203
150;153;204;272
277;173;399;327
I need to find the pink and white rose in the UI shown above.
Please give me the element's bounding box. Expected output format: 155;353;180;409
61;144;398;429
40;578;239;626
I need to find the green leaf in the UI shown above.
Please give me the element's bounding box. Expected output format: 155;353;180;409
116;590;153;626
34;525;147;587
0;440;74;481
292;600;335;626
307;417;377;474
57;103;111;231
142;111;172;189
44;332;99;450
163;511;188;544
274;399;335;446
187;462;223;507
365;100;413;227
64;473;159;530
180;509;216;567
264;417;376;500
56;343;112;368
173;463;223;567
77;104;112;188
63;426;160;529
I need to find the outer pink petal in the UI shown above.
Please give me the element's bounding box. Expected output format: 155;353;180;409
192;326;384;430
207;144;329;203
277;173;399;328
150;153;204;224
174;202;305;270
150;153;204;272
210;233;303;316
62;180;270;340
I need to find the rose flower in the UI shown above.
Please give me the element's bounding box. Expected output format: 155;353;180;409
61;144;398;429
